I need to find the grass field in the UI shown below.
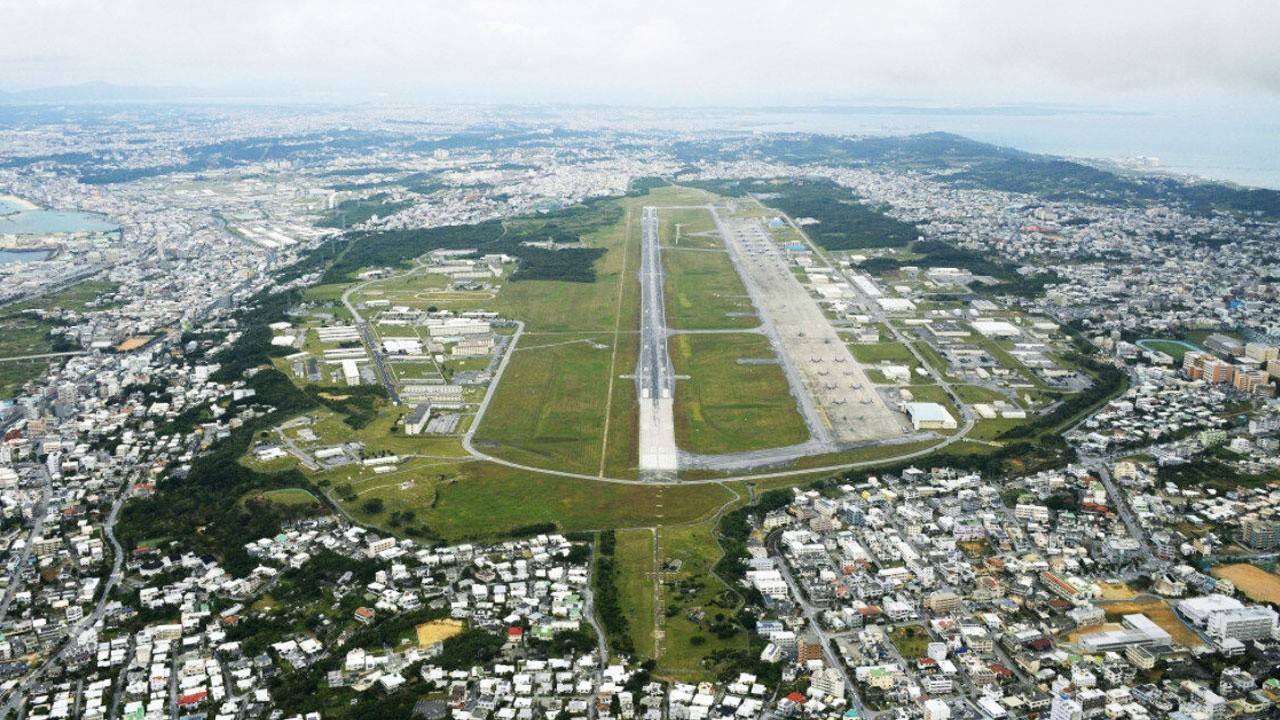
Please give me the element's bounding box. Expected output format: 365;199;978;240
348;462;738;540
952;384;1013;405
888;625;931;659
670;333;809;455
6;279;120;313
615;529;657;657
1211;564;1280;604
239;488;322;509
474;334;615;474
850;342;916;366
1140;339;1199;363
663;247;758;330
0;279;122;396
655;523;748;679
659;207;719;249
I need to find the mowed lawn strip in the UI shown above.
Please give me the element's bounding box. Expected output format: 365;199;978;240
475;335;615;475
671;333;809;455
355;462;737;541
615;529;658;657
663;246;759;331
655;523;749;679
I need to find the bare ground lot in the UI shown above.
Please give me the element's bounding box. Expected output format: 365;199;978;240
1211;564;1280;604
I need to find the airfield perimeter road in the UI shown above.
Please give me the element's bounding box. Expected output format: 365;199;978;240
636;206;679;474
461;205;976;485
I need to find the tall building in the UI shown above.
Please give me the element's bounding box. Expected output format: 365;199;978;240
796;637;823;663
1207;606;1278;643
1245;342;1279;362
1234;368;1274;395
1242;518;1280;550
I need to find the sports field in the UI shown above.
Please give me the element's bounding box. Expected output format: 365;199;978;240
1211;564;1280;604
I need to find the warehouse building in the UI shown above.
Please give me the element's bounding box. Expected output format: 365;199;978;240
904;402;957;430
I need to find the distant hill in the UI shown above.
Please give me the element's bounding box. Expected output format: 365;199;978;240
0;81;202;104
676;131;1280;220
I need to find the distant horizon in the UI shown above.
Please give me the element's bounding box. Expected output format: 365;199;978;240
2;88;1276;190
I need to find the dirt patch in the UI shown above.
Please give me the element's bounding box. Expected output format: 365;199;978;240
116;336;153;352
1096;581;1137;600
1212;564;1280;604
1096;596;1203;647
1060;622;1122;644
317;392;352;401
416;619;464;648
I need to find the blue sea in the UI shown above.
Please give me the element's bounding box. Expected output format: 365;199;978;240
0;197;117;235
727;107;1280;190
0;249;52;264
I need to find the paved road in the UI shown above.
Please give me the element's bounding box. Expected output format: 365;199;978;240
0;469;51;622
0;351;89;364
461;321;524;457
0;480;133;716
766;532;872;720
1081;455;1155;559
341;271;412;404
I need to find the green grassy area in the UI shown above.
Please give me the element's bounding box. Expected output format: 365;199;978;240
660;208;721;250
663;247;758;330
0;279;123;396
348;462;737;540
850;341;916;365
1140;339;1199;363
908;339;954;379
655;523;748;679
965;418;1027;442
5;279;121;313
239;487;322;509
0;364;48;398
952;384;1013;405
671;333;809;455
888;625;931;659
474;333;615;475
615;529;657;657
602;328;640;478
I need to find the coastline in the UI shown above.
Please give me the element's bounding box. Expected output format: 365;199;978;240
0;195;41;211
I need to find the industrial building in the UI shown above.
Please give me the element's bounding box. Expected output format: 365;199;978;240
904;402;957;430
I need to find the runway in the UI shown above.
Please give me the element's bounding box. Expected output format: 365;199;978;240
636;207;679;474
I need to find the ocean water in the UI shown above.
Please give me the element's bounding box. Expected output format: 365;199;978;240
0;197;118;235
730;109;1280;190
0;249;52;264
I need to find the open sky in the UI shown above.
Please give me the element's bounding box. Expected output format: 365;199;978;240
3;0;1279;111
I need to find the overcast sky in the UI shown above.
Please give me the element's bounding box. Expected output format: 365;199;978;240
3;0;1279;109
